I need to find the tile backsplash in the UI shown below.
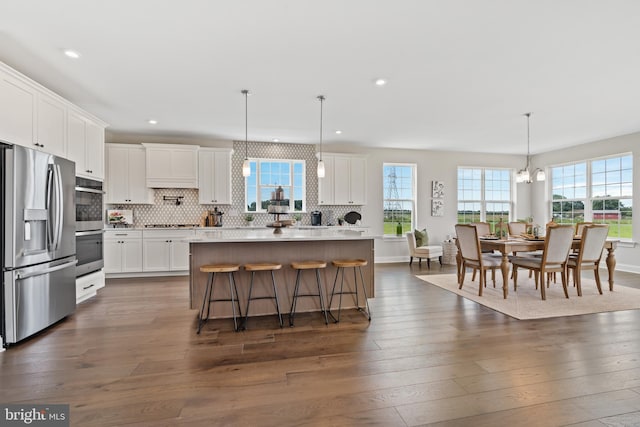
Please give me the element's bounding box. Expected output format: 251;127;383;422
105;141;361;228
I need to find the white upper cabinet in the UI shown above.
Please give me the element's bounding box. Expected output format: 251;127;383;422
35;92;66;157
198;148;233;205
1;61;106;165
317;155;335;205
105;144;154;204
143;143;199;188
67;109;105;180
319;153;366;205
0;70;35;147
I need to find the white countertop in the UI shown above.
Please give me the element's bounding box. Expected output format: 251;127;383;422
188;227;378;242
105;225;370;231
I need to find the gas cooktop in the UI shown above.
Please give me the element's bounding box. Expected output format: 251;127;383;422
144;224;200;228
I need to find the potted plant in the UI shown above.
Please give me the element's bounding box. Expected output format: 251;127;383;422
245;214;254;226
293;213;302;226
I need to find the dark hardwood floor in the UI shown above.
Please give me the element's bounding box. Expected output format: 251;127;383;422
2;263;640;426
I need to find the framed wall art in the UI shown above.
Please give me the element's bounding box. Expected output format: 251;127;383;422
432;180;444;198
431;199;444;217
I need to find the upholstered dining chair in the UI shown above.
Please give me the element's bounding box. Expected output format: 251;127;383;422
508;221;529;236
470;222;497;256
510;224;575;300
575;222;594;236
455;224;501;296
567;224;609;296
470;222;491;237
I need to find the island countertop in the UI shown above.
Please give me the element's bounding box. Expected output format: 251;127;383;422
189;227;379;243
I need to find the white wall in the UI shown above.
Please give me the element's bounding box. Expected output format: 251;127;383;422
321;143;528;263
531;131;640;273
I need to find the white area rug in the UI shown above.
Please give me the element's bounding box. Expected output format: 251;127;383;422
416;273;640;320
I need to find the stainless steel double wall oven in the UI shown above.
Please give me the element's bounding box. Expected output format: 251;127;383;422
75;177;104;277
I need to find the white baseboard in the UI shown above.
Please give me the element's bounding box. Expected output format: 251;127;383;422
105;271;189;279
374;256;407;264
374;256;456;266
615;263;640;274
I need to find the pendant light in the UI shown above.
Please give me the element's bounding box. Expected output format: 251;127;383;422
241;89;251;177
516;112;545;184
317;95;326;178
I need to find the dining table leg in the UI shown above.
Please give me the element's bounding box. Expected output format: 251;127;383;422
500;251;509;298
606;246;616;291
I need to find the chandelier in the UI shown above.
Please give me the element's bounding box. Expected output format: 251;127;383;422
516;112;546;184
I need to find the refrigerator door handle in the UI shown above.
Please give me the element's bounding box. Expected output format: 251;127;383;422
53;164;64;251
46;164;54;250
15;259;77;280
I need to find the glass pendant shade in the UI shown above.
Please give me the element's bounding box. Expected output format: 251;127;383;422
536;168;546;181
317;95;325;178
242;158;250;177
317;159;325;178
242;89;251;178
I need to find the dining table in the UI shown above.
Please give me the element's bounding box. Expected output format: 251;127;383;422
459;237;619;299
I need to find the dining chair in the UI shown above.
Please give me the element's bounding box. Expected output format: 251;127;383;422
455;224;501;296
575;222;593;236
508;222;529;236
470;222;491;237
510;224;575;300
470;222;497;259
567;224;609;296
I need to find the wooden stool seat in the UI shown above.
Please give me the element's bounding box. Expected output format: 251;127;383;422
243;262;283;329
328;258;372;323
289;260;329;326
244;262;282;272
291;260;327;270
201;264;240;273
331;259;367;268
197;263;242;333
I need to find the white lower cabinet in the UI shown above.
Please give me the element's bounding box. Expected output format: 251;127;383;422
142;230;193;272
104;230;143;274
104;229;194;276
76;270;105;303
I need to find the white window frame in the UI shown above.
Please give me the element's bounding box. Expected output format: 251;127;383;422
382;163;416;236
549;153;632;240
245;158;306;213
457;167;514;225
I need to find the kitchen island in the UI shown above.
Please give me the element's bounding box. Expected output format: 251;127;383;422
189;228;376;319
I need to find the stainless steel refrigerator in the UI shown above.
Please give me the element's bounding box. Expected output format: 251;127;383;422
1;143;77;346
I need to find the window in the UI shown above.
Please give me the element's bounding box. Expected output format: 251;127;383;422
383;164;416;236
245;159;306;212
551;154;632;239
457;167;512;229
550;162;587;225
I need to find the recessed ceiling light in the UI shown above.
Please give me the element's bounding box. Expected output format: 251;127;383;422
374;78;387;86
335;130;342;134
148;119;158;125
63;49;81;59
272;138;279;142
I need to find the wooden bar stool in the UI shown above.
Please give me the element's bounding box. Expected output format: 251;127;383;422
197;263;242;333
328;259;372;322
289;261;329;326
243;262;284;329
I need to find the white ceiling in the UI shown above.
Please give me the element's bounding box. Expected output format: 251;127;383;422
2;0;640;155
